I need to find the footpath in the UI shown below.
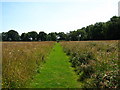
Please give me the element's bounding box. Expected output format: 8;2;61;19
28;43;81;88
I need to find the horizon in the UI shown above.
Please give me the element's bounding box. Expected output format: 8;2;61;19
0;0;119;35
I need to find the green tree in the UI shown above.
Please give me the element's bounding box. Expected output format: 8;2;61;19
106;16;120;40
28;31;38;41
7;30;20;41
57;32;66;41
47;32;57;41
2;32;8;41
20;33;31;41
91;22;104;40
69;31;80;41
77;28;87;40
37;31;47;41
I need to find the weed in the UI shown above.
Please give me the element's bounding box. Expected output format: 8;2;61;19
61;40;119;88
2;41;54;88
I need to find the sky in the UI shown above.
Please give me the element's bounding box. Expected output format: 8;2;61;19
0;0;119;35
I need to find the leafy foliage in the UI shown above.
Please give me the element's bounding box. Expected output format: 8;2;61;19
37;32;47;41
2;30;20;41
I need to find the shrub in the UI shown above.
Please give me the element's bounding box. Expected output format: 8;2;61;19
61;40;119;88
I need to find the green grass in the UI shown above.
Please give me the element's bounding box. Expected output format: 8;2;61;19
28;43;81;88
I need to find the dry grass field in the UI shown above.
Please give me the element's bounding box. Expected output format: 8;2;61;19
2;41;55;88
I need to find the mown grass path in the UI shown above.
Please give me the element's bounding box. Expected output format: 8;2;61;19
28;43;81;88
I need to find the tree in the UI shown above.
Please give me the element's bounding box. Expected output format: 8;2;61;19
28;31;38;41
20;33;31;41
37;31;47;41
0;33;2;41
68;31;79;41
91;22;104;40
2;16;120;41
21;33;26;41
2;32;8;41
77;28;87;40
105;16;120;40
57;32;66;41
47;32;57;41
7;30;20;41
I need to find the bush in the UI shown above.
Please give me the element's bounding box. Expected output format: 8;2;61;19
61;41;119;88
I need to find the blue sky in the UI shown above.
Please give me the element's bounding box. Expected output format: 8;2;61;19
1;0;119;35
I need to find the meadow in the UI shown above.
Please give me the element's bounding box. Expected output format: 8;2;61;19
2;42;55;88
2;40;120;88
61;40;120;88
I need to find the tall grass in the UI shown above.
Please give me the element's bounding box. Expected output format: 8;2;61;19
2;42;55;88
61;40;119;88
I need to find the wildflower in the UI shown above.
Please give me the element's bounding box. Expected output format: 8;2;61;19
9;52;12;55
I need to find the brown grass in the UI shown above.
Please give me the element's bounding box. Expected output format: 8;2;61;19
2;41;55;88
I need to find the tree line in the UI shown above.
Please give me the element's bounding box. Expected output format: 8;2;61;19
1;16;120;41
